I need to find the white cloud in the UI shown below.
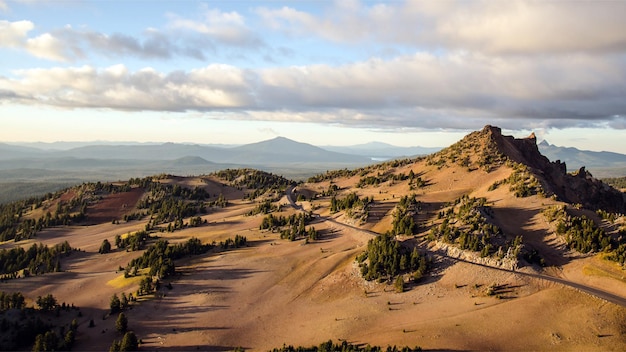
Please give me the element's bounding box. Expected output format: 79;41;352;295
1;64;254;110
258;0;626;55
167;7;262;48
2;51;624;131
0;20;33;47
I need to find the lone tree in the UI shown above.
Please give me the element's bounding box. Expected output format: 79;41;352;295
119;331;139;351
110;293;121;314
99;239;112;254
116;312;128;334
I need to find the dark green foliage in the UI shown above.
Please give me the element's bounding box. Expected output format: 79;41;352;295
549;207;608;253
0;240;73;277
497;164;544;198
0;291;25;311
425;127;507;172
270;339;421;352
119;331;139;351
0;181;139;242
126;236;244;282
390;195;420;236
247;199;280;216
356;171;423;189
357;233;429;283
135;180;212;228
0;293;79;351
116;231;149;251
99;239;112;254
260;213;317;241
110;294;121;314
545;205;626;265
330;193;372;213
36;294;57;311
115;313;128;333
213;169;293;200
220;235;247;249
429;196;504;257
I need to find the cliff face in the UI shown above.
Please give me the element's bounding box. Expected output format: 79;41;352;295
484;125;625;213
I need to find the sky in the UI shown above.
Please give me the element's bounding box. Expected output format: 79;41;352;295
1;0;626;152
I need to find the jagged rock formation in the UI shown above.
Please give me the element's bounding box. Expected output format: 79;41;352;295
484;125;626;213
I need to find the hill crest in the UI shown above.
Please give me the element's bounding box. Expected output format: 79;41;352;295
449;125;626;213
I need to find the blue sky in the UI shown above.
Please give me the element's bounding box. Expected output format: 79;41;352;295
1;0;626;152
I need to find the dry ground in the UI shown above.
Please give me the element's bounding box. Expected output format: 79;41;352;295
2;168;626;351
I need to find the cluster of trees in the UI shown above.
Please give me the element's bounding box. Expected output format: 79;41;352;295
220;235;247;249
356;170;425;190
270;340;421;352
0;180;144;242
389;195;420;237
0;291;25;310
208;193;228;208
307;168;361;183
260;213;318;241
214;169;293;200
356;233;429;283
32;317;79;352
430;196;505;258
114;231;150;251
0;199;85;242
247;199;281;216
545;206;611;253
544;205;626;265
125;236;246;281
109;293;133;314
330;193;372;213
109;311;139;351
606;243;626;266
0;241;72;279
0;292;80;351
489;163;544;198
109;331;139;351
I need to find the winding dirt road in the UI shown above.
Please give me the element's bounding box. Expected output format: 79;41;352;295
286;186;626;308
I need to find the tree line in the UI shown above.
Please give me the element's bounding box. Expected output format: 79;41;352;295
0;241;73;279
270;339;421;352
260;213;318;241
356;233;429;285
0;292;80;351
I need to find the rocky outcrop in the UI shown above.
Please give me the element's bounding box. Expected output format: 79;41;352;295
482;125;625;213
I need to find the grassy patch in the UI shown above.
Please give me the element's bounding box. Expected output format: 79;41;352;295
106;269;148;288
582;256;626;284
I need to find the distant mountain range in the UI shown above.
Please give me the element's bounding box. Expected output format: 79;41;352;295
537;140;626;176
1;136;625;185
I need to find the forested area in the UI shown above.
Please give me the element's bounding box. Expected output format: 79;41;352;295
544;205;626;263
270;339;421;352
260;213;318;241
125;236;247;282
0;292;79;351
429;196;512;259
389;195;420;237
213;169;293;200
356;233;429;286
0;241;73;279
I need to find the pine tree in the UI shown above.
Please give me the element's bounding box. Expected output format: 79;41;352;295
119;331;139;351
116;312;128;333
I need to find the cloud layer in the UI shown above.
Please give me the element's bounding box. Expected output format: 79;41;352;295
1;0;625;132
